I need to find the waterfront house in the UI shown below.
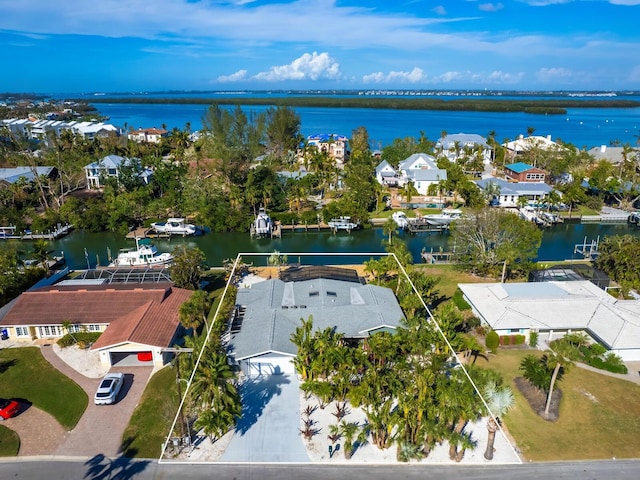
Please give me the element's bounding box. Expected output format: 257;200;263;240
476;177;553;207
306;133;349;164
375;153;448;195
504;162;547;182
127;127;168;144
502;134;564;161
0;118;119;142
458;280;640;361
587;145;627;166
228;271;405;376
84;154;153;189
0;166;56;188
0;282;193;368
435;133;493;165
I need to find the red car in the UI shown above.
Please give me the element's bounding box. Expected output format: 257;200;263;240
0;398;20;420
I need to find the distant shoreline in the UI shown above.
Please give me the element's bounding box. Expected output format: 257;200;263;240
72;96;640;115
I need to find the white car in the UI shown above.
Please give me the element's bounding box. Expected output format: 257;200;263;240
94;373;125;405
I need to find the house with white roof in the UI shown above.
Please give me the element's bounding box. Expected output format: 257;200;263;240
228;274;405;376
0;117;119;141
458;280;640;361
476;177;553;207
435;133;493;165
502;134;564;160
84;155;153;189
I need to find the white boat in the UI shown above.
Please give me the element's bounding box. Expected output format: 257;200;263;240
423;209;463;226
109;238;173;268
150;218;198;236
253;207;274;236
392;211;409;229
328;216;360;231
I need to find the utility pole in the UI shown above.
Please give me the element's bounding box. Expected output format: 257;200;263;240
162;347;194;443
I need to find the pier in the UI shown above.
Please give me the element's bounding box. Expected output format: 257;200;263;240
0;224;74;241
581;214;630;224
421;249;457;264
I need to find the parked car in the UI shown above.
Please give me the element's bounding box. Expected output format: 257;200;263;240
94;373;125;405
0;398;20;420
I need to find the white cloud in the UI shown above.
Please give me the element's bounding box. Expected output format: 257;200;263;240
252;52;341;81
217;69;248;82
609;0;640;5
478;3;504;12
432;5;447;15
536;67;573;82
362;67;426;84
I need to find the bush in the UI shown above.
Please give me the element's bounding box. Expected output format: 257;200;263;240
514;334;525;345
588;343;607;356
486;331;499;354
57;332;102;348
529;331;538;348
452;289;471;311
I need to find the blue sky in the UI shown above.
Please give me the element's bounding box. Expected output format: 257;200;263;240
1;0;639;93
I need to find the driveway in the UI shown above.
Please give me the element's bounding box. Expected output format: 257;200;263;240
38;344;153;457
3;404;67;455
221;374;310;462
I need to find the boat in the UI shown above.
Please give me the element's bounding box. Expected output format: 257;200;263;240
392;211;409;229
252;207;274;236
328;216;360;231
423;209;463;226
150;218;198;236
108;237;173;268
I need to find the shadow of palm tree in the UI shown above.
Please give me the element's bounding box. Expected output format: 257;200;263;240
84;453;150;480
234;375;291;435
0;358;17;374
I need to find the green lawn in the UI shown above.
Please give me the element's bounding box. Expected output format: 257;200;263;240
121;366;178;458
416;263;494;301
476;349;640;461
0;425;20;456
0;347;87;429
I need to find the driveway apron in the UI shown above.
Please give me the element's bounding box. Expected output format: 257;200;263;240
221;374;310;462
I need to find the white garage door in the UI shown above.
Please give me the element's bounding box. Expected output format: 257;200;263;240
244;354;295;376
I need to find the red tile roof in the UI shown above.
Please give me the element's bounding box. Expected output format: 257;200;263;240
1;283;193;349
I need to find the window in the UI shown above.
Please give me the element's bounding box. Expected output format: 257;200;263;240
38;325;63;337
107;168;117;176
15;326;29;337
87;324;101;332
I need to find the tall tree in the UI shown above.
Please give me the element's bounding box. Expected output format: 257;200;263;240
482;381;514;460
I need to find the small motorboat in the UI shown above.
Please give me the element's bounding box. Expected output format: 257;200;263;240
150;218;198;236
253;207;274;237
109;238;173;268
392;211;409;229
328;216;360;231
423;209;462;226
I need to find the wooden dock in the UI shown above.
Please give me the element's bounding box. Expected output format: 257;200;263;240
405;221;449;234
421;250;457;264
581;214;630;224
126;227;171;239
0;224;74;241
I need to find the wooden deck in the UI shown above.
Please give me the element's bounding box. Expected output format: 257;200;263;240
0;224;74;241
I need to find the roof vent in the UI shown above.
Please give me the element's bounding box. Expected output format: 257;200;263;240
327;291;337;297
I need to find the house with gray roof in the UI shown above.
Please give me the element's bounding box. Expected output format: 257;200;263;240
0;166;56;186
476;177;553;207
375;153;448;195
587;145;632;166
435;133;493;165
84;155;153;189
228;277;405;376
459;280;640;361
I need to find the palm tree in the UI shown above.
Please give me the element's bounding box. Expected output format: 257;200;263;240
382;216;398;245
190;350;241;415
543;337;580;416
329;420;368;459
482;381;515;460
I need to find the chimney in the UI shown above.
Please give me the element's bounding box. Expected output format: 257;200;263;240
519;134;524;139
600;145;606;153
546;135;551;141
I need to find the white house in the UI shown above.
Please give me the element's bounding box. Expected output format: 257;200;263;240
502;134;564;160
435;133;493;165
459;281;640;361
128;127;168;144
375;153;448;195
228;273;405;377
84;155;153;189
0;118;119;141
476;177;553;207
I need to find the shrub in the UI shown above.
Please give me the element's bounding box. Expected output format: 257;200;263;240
588;343;607;356
520;354;553;392
529;331;538;348
57;332;102;348
486;331;499;354
452;289;471;311
514;335;525;345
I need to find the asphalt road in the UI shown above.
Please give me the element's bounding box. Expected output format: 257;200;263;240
1;458;639;480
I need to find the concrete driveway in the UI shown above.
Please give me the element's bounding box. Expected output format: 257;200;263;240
221;374;310;462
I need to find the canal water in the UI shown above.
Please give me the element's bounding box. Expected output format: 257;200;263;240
47;221;640;270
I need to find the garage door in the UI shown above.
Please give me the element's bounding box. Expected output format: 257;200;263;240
110;351;154;367
245;354;295;376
